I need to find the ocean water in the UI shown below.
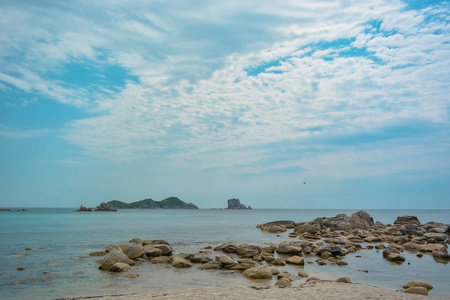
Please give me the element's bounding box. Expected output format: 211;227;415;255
0;208;449;299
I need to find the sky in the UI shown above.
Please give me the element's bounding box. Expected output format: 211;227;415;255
0;0;449;209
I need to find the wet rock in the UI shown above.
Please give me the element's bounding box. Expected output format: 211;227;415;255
129;238;142;243
387;253;405;262
214;243;239;253
403;280;433;291
403;287;428;295
276;243;302;255
432;249;450;260
316;259;327;265
150;256;173;264
215;254;238;268
123;273;139;279
197;260;221;270
17;267;26;271
109;262;131;272
98;246;135;271
243;265;273;279
261;225;287;233
90;251;106;256
382;247;400;258
172;257;193;268
271;268;280;275
420;244;446;253
286;256;304;265
336;277;352;283
306;277;321;282
150;244;173;256
263;220;296;228
143;246;163;258
298;271;308;277
271;258;287;266
424;233;448;242
275;278;292;288
336;260;348;266
316;244;345;257
403;242;421;251
364;236;381;243
236;245;261;257
123;245;145;259
238;259;256;266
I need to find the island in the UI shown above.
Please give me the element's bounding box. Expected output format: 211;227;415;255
107;197;199;209
227;198;252;209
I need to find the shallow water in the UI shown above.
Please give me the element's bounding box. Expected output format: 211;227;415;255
0;208;449;299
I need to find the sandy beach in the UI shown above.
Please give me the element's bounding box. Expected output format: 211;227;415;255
68;281;450;300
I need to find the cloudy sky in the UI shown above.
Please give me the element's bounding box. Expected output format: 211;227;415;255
0;0;449;209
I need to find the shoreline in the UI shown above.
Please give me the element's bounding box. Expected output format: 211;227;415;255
63;281;450;300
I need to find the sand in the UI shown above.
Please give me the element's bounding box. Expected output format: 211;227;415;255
70;281;450;300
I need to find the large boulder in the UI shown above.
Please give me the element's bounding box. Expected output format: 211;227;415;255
424;233;448;242
316;245;346;257
227;199;251;209
387;253;405;262
98;246;135;271
236;245;261;257
172;257;193;268
383;247;400;258
143;246;163;257
123;245;145;259
214;243;239;253
394;216;421;226
276;243;302;255
95;202;117;211
150;244;173;256
349;211;374;229
215;254;238;268
243;265;273;279
403;280;433;291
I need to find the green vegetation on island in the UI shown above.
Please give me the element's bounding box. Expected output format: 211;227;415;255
107;197;198;209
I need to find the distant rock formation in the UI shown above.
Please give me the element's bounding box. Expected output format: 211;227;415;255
75;205;92;212
95;202;117;211
0;208;29;212
227;199;252;210
107;197;198;209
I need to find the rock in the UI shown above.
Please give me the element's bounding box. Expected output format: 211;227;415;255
90;251;106;256
263;220;296;228
17;267;26;271
275;278;292;288
432;249;450;260
403;280;434;290
286;256;305;265
75;205;92;212
336;277;352;283
123;273;140;279
403;287;428;295
98;246;135;271
387;253;405;262
227;199;251;209
306;277;321;282
336;260;348;266
143;246;163;258
394;216;421;226
197;260;221;270
145;239;170;246
298;271;309;277
271;268;280;275
424;233;448;242
316;259;327;265
214;243;239;253
276;243;302;255
316;245;345;257
109;262;131;272
129;238;142;243
403;242;421;251
116;244;132;252
383;247;400;258
420;244;446;253
261;225;287;233
123;245;145;259
271;258;287;266
95;202;117;211
150;256;173;264
236;245;261;257
243;265;273;279
150;244;173;256
172;257;193;268
215;254;238;268
298;224;321;234
364;236;381;243
349;211;374;229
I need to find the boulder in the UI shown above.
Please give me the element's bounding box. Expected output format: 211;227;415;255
236;245;261;257
403;280;433;291
403;287;428;295
276;243;302;255
420;244;447;253
349;211;374;229
263;220;296;228
123;245;145;259
76;205;92;212
95;202;117;211
424;233;448;242
197;260;222;270
336;277;352;283
275;278;292;288
150;244;173;256
109;262;131;272
123;273;140;279
172;257;193;268
243;265;273;279
394;216;421;226
271;268;280;275
214;243;239;253
432;249;450;260
215;254;238;268
261;225;287;233
316;259;327;265
129;237;142;243
150;256;173;264
271;258;287;266
336;260;348;266
286;256;305;265
298;271;309;277
387;253;405;262
383;247;400;258
98;246;135;271
143;246;163;257
315;245;345;257
145;239;170;246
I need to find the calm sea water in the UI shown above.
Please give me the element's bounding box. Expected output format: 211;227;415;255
0;209;449;299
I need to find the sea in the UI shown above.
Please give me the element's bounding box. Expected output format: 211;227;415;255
0;208;449;299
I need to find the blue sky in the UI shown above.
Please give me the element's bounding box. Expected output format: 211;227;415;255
0;0;449;209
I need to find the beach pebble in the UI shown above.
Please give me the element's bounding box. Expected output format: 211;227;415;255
403;280;433;291
336;277;352;283
403;287;429;295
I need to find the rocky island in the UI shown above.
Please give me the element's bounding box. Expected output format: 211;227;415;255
108;197;198;209
75;202;117;212
227;198;252;209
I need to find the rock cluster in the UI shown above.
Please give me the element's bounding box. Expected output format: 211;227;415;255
75;203;117;212
0;208;30;211
227;199;251;209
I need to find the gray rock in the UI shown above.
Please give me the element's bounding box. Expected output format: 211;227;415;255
276;243;302;255
424;232;448;242
382;247;400;258
143;246;163;257
349;211;374;229
172;257;193;268
109;262;131;272
227;199;251;209
316;245;345;257
214;243;239;253
150;244;173;256
98;246;135;271
215;254;238;268
95;202;117;211
197;260;222;270
243;265;273;279
286;256;305;265
275;278;292;288
123;245;145;259
394;216;421;226
236;245;261;257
